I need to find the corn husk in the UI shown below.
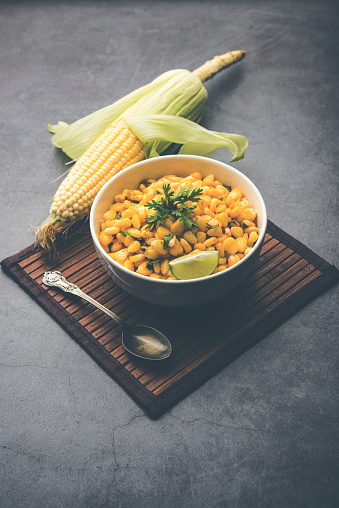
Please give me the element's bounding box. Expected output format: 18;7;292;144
48;70;207;161
123;114;247;161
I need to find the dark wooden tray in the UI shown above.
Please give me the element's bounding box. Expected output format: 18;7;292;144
2;220;338;418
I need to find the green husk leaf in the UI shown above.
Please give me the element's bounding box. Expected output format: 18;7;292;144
47;121;69;134
124;114;248;162
49;70;206;160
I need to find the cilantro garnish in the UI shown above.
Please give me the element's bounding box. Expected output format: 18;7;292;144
119;231;139;240
163;233;174;251
115;212;122;219
223;185;232;192
145;184;203;231
140;179;152;187
146;259;162;270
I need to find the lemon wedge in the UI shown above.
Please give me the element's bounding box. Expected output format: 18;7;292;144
169;250;220;280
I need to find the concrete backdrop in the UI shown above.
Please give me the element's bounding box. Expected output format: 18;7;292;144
1;1;338;507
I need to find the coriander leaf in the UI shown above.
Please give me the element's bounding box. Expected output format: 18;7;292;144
223;185;232;192
146;259;162;270
145;183;202;231
119;230;140;240
206;223;218;230
163;233;174;250
140;179;152;186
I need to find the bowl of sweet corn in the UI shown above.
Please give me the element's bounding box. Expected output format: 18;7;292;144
90;154;267;307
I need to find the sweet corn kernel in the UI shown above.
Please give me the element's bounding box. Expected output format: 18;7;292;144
132;215;141;229
123;259;134;271
115;218;132;230
215;242;225;257
136;262;153;276
151;239;168;255
248;231;259;246
214;265;228;273
99;231;113;246
180;237;192;253
127;240;141;253
104;226;119;235
129;253;145;263
183;231;197;244
145;248;160;260
228;254;241;267
231;226;243;238
156;226;171;239
236;237;247;253
194;242;207;251
223;237;238;255
196;231;206;243
114;248;129;264
169;239;184;257
160;259;170;275
170;219;185;235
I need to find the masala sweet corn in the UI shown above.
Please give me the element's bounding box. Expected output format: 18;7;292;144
98;172;259;279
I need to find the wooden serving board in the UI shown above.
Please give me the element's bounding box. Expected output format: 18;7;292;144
2;220;338;418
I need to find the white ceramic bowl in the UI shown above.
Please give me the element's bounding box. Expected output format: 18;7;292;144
90;155;267;307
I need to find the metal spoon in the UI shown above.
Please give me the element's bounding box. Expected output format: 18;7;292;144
42;271;172;361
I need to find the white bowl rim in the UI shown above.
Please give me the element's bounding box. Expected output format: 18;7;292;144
90;155;267;284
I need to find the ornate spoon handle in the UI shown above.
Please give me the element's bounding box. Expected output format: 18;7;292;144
42;271;125;329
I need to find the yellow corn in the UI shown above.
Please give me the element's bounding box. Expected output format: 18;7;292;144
196;231;207;243
170;219;185;235
36;119;145;255
180;237;193;254
50;120;144;220
204;237;218;247
194;242;207;251
183;231;197;244
124;235;134;247
231;226;243;238
127;240;141;253
156;226;171;239
223;237;238;255
248;231;259;246
160;259;170;275
129;253;145;263
99;231;113;246
115;217;133;230
123;259;134;271
144;248;160;260
136;262;153;276
228;254;241;267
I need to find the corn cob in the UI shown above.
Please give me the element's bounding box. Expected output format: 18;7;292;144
35;50;246;258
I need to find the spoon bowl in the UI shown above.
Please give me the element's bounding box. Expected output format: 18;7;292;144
42;271;172;361
123;325;172;360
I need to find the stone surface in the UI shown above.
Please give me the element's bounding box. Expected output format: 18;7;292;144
1;1;338;507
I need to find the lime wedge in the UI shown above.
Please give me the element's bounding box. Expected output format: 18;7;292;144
169;250;220;280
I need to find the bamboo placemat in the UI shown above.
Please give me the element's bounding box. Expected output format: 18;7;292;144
2;220;338;418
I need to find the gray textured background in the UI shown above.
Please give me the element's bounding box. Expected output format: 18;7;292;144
1;1;338;507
